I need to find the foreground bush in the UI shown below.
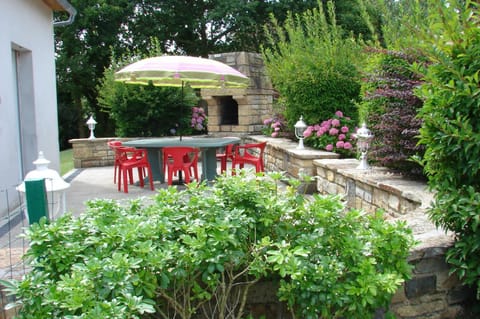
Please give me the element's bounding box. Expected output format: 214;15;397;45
2;172;414;318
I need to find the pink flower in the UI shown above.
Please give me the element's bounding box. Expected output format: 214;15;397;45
341;126;349;133
335;110;343;117
336;141;345;148
263;118;271;125
331;119;340;127
343;142;353;149
329;128;339;136
271;132;279;138
325;144;334;151
303;127;313;138
274;127;280;132
338;134;346;141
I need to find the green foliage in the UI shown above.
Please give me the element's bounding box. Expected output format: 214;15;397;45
98;66;199;137
266;206;414;318
261;1;364;130
2;173;414;318
414;0;480;299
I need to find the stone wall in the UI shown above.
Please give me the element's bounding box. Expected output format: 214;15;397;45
247;135;471;319
69;137;133;169
311;158;470;319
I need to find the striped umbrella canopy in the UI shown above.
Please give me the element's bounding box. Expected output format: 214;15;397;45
114;55;250;89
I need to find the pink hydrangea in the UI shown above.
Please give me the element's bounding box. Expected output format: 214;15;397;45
335;110;343;117
336;141;345;148
326;144;334;151
344;142;353;149
303;126;313;138
331;119;341;127
341;126;349;133
271;132;279;138
329;128;339;136
338;134;346;141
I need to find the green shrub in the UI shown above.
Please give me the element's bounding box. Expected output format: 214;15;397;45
261;1;363;129
414;0;480;300
98;67;199;138
2;173;414;318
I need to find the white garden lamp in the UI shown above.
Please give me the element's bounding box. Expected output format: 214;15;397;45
17;151;70;220
86;115;97;139
294;116;307;149
354;123;374;170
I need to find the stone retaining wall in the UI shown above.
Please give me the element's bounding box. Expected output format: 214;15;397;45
248;136;470;319
69;137;134;168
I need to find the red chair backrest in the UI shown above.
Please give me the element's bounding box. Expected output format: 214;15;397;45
163;147;199;169
234;141;266;158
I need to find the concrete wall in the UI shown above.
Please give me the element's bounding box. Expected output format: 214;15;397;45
0;0;60;215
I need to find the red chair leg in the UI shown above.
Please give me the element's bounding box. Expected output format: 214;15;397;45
122;169;129;193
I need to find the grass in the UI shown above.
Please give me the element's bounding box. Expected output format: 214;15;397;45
60;148;74;176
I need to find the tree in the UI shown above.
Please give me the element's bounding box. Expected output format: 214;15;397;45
55;0;137;145
55;0;320;146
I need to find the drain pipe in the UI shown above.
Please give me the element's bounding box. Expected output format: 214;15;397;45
53;0;77;27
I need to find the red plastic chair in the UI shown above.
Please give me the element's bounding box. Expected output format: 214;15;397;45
163;147;199;186
216;144;234;174
231;141;267;175
117;147;154;193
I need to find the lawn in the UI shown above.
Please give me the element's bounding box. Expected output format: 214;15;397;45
60;148;74;176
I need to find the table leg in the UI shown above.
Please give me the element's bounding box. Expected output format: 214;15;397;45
145;148;165;183
202;148;219;181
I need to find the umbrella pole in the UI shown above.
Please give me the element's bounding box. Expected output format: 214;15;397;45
180;81;184;141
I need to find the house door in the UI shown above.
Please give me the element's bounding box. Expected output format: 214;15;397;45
13;47;37;178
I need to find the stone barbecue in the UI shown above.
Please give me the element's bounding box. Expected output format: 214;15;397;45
201;52;275;135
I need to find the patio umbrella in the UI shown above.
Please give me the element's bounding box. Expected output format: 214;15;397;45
114;55;250;139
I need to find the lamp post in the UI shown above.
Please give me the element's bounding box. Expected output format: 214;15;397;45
294;116;307;149
86;115;97;139
354;123;373;170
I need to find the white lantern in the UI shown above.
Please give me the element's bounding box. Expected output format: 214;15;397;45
294;116;307;149
354;123;374;170
17;152;70;219
86;115;97;139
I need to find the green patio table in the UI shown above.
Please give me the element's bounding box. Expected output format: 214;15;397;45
123;136;241;183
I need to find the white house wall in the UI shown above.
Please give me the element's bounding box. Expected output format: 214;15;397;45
0;0;60;211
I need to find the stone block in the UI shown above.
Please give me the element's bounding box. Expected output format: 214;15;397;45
388;194;400;212
326;170;335;182
405;275;437;298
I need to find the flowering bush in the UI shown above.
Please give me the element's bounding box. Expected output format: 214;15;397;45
303;111;357;157
191;107;207;132
262;115;286;138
